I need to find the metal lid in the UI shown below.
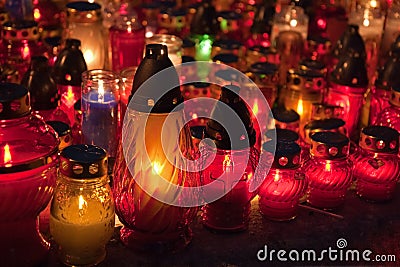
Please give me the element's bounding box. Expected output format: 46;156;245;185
287;68;325;92
332;24;366;59
2;20;40;41
60;144;107;179
217;11;242;20
311;103;344;120
272;107;300;123
249;62;278;75
330;54;368;88
0;83;30;119
375;55;400;91
265;128;299;144
304;118;347;145
264;141;301;169
359;125;399;154
310;132;349;159
66;1;102;23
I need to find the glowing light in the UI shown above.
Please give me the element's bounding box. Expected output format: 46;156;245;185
274;172;280;182
290;19;298;27
296;99;304;116
63;86;76;108
152;161;163;175
317;18;326;29
252;100;259;116
145;31;154;38
83;49;94;65
369;0;377;8
4;144;12;167
363;19;370;27
33;8;41;20
78;195;87;210
192;113;198;119
22;45;30;60
223;155;233;173
325;161;331;172
98;80;104;103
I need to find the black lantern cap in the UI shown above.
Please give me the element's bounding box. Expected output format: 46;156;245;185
52;38;87;86
129;44;182;113
205;85;256;150
375;55;400;91
265;128;299;144
263;140;301;169
310;132;349;159
359;125;399;153
60;144;108;179
190;0;218;35
332;24;366;59
212;53;239;64
272;107;300;123
212;39;243;50
0;83;30;120
330;53;368;88
47;120;71;137
249;62;278;75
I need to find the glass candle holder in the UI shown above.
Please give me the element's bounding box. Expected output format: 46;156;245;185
216;11;242;41
50;145;115;267
375;86;400;132
259;141;306;221
146;34;183;66
113;44;199;252
246;46;280;69
157;8;189;38
352;126;400;202
200;85;260;232
81;70;120;161
0;83;58;267
304;132;352;210
65;2;106;70
119;66;137;133
212;53;240;70
211;39;245;60
283;69;325;134
109;5;145;71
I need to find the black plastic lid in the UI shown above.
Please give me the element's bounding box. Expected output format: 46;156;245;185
170;8;187;17
44;36;62;47
212;39;243;50
359;125;399;153
190;0;218;35
185;82;210;88
272;107;300;123
311;131;348;146
304;118;345;131
263;141;301;169
129;44;182;113
332;24;366;59
2;20;38;29
265;128;299;144
249;62;278;75
182;55;195;63
66;1;101;11
299;59;326;71
60;144;108;179
375;55;400;90
0;83;30;120
46;120;71;137
212;53;238;64
217;11;242;20
182;38;195;48
330;54;368;87
21;56;58;110
205;85;256;150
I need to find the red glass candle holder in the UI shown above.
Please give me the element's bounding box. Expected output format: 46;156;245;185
272;107;300;133
259;135;306;221
304;132;352;209
0;83;59;267
245;46;280;69
375;86;400;132
353;126;400;202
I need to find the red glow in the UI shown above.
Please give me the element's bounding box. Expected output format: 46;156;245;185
317;18;326;29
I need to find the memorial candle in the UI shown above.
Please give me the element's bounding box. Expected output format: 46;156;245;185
81;70;119;159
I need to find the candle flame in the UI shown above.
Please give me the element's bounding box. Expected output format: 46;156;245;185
152;161;163;175
274;172;280;182
98;80;105;103
33;8;41;20
63;86;76;108
223;155;233;173
363;19;370;27
296;99;303;116
84;49;94;65
252;100;259;116
325;161;331;172
289;19;298;27
22;45;30;60
78;195;87;210
4;144;12;166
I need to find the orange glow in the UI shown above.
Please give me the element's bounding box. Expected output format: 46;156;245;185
325;161;331;172
152;161;163;175
78;195;87;210
223;154;233;173
21;45;30;60
83;49;94;65
4;144;12;167
64;86;76;107
296;99;304;116
274;172;280;182
98;80;105;103
252;99;259;116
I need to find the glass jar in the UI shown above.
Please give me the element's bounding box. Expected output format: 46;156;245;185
81;70;120;161
304;132;352;209
146;34;183;66
0;83;59;267
65;1;106;70
375;86;400;132
113;44;199;252
352;126;400;202
119;66;137;134
52;38;87;125
109;4;145;71
0;20;46;83
259;141;306;221
50;145;115;267
200;85;260;232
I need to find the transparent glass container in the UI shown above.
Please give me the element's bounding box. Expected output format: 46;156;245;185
304;132;352;210
145;34;183;66
352;126;400;202
50;145;115;267
0;83;59;267
65;1;106;70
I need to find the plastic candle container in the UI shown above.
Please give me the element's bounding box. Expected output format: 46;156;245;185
50;145;115;266
304;132;352;209
353;126;400;202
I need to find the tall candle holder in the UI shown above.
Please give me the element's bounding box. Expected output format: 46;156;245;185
146;34;183;66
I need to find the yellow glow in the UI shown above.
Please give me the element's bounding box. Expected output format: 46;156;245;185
192;113;198;119
22;45;30;60
4;144;12;166
274;172;280;182
152;161;163;175
78;195;87;210
296;99;304;116
325;161;331;172
84;49;94;65
252;99;259;116
98;80;104;103
363;19;370;27
370;0;377;8
33;8;40;20
290;19;298;27
63;86;75;108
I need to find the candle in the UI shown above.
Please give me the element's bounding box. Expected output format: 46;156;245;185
81;70;119;159
50;145;115;266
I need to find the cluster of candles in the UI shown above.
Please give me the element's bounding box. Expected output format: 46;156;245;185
1;0;400;266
